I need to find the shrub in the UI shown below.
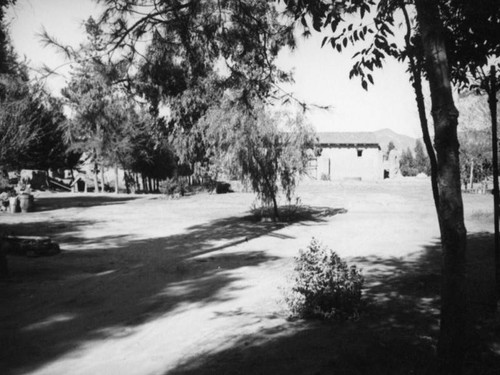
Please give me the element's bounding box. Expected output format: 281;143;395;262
0;173;10;191
159;177;187;196
285;238;364;320
215;181;232;194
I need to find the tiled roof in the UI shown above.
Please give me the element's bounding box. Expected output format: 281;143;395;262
317;132;380;146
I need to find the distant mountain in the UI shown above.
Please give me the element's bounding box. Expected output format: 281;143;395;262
371;128;418;154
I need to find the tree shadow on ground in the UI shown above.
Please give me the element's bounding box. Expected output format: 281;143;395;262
0;204;345;375
167;232;500;375
30;194;140;212
0;219;101;244
246;204;347;224
0;218;282;374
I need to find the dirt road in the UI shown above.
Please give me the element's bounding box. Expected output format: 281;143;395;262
0;178;496;375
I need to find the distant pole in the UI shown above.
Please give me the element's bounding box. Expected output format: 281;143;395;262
489;65;499;301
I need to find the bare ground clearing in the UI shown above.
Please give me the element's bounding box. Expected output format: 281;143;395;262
1;178;499;375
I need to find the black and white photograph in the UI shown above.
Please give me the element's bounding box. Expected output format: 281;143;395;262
1;1;499;374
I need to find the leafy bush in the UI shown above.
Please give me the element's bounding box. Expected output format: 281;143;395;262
0;173;10;191
215;181;232;194
159;177;187;196
285;238;364;320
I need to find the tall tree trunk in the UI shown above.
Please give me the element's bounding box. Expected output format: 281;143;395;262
402;5;440;214
415;1;467;374
124;171;130;194
114;164;119;194
100;164;105;193
469;160;474;191
488;66;500;300
271;192;280;222
93;161;99;194
251;148;280;221
142;174;147;193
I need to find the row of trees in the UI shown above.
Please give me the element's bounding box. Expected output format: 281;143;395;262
0;14;180;192
43;1;313;208
3;2;313;215
398;115;497;188
58;17;177;193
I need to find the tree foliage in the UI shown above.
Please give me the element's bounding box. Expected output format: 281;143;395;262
121;114;177;181
457;93;497;188
399;147;416;177
0;18;69;171
62;18;126;167
0;0;16;75
94;0;296;170
399;141;429;177
413;139;429;175
201;98;315;220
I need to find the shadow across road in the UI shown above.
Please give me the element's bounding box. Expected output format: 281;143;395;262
0;211;289;375
166;232;500;375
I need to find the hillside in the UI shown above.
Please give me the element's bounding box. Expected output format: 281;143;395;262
372;128;418;154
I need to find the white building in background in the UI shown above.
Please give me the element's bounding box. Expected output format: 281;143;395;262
314;132;384;181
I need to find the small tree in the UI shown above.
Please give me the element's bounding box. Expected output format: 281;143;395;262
202;100;315;221
399;147;416;177
414;140;430;175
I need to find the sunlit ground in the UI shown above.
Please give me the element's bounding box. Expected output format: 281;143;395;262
1;177;498;375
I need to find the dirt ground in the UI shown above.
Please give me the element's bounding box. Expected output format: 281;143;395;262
1;178;499;375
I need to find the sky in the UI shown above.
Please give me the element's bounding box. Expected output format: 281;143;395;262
6;0;423;138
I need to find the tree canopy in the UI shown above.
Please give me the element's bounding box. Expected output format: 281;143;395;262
201;97;315;220
0;8;70;172
88;1;298;172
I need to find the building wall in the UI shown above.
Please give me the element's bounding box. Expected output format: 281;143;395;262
317;146;383;181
